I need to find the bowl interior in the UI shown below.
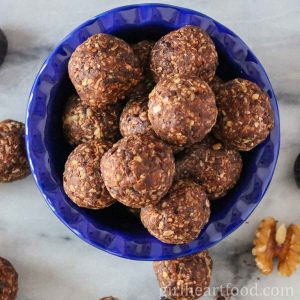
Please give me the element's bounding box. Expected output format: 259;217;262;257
26;4;280;260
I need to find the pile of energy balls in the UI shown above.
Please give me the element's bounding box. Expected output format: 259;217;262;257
64;25;274;245
62;25;274;300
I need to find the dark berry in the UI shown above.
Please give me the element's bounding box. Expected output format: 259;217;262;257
294;153;300;188
0;29;8;66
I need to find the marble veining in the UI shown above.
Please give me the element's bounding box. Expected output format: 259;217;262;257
0;0;299;299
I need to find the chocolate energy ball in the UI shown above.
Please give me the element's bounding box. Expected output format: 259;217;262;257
0;29;8;67
62;95;121;146
132;40;155;71
0;257;18;300
63;140;115;209
213;78;274;151
151;25;218;83
120;96;184;154
101;134;175;208
120;96;153;137
153;251;212;300
141;180;210;244
0;120;30;182
68;33;142;109
148;76;218;147
175;136;242;200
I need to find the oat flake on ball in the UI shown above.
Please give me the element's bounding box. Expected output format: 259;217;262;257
150;25;218;82
175;136;242;200
100;134;175;208
62;95;121;146
213;78;274;151
141;180;210;244
148;76;217;147
0;120;30;182
0;257;18;300
68;33;142;109
153;251;212;300
63;140;115;209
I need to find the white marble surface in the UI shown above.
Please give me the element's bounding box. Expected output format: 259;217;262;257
0;0;300;299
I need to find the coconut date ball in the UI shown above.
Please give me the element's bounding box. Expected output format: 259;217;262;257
0;257;18;300
0;29;8;67
132;40;155;71
101;134;175;208
120;96;184;154
151;25;218;83
63;140;115;209
176;136;242;200
62;95;121;146
153;251;212;300
0;120;30;182
68;33;142;109
141;180;210;244
148;76;217;147
120;96;153;137
213;78;274;151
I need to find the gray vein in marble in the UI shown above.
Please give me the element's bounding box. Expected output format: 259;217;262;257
6;46;54;63
276;92;299;105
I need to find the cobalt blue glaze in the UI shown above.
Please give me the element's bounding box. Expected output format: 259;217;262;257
25;4;280;261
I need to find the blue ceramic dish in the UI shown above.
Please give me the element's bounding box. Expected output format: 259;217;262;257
25;3;280;261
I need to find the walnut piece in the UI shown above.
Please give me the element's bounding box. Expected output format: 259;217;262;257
252;217;276;275
277;224;300;276
252;217;300;276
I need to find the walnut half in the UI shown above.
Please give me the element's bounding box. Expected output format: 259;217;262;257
252;217;300;276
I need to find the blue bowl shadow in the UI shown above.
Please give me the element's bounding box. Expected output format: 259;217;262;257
25;3;280;260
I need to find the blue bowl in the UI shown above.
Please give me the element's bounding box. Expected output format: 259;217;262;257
25;3;280;260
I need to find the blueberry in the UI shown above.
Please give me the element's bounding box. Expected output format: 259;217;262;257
0;29;8;66
294;153;300;188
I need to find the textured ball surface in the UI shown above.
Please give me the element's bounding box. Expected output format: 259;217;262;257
63;140;115;209
153;250;212;300
141;180;210;244
175;136;242;200
148;76;217;147
0;257;18;300
101;134;175;208
62;95;121;146
0;120;30;182
68;33;142;109
120;96;153;137
213;78;274;151
151;25;218;82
